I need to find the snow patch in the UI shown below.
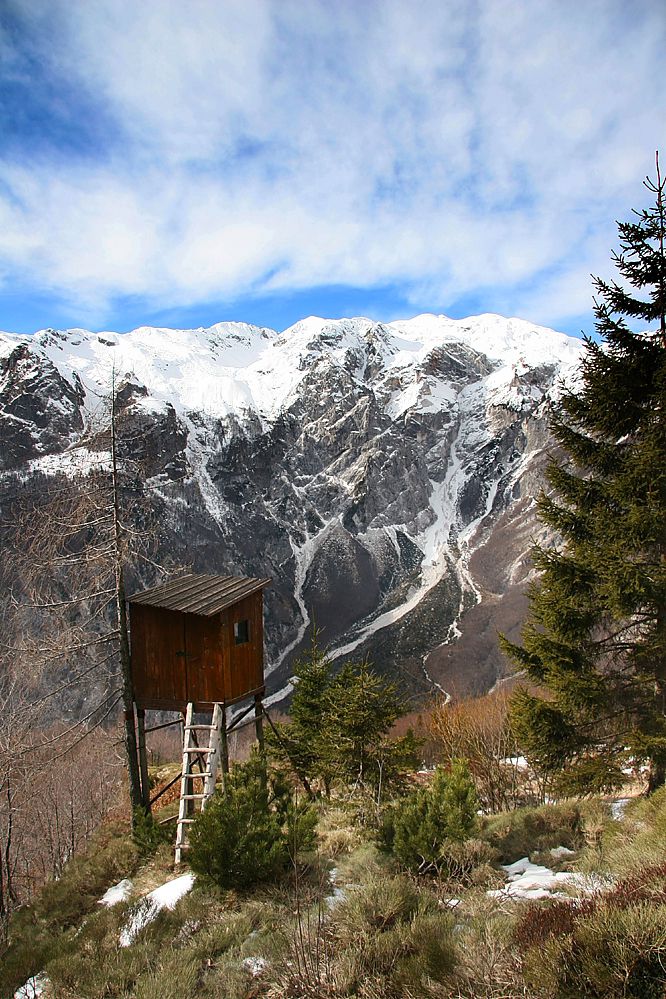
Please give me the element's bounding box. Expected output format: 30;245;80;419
488;857;607;901
98;878;133;907
243;956;267;977
611;798;630;820
13;976;48;999
120;873;195;946
549;846;576;859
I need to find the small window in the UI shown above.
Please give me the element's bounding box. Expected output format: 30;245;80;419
234;619;250;645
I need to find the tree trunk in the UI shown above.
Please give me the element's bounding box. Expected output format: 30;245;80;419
110;372;143;815
117;569;142;812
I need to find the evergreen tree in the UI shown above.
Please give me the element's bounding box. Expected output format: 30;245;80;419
502;158;666;792
188;753;317;890
267;630;334;793
269;635;418;794
324;660;413;791
385;761;479;876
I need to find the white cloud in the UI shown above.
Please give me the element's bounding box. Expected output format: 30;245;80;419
0;0;663;327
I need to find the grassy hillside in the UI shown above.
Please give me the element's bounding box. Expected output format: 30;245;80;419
4;776;666;999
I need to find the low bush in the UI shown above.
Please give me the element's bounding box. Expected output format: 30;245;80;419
480;800;584;863
381;760;480;876
271;874;457;998
522;901;666;998
452;894;525;997
188;754;317;890
513;897;596;952
132;808;173;856
332;876;456;995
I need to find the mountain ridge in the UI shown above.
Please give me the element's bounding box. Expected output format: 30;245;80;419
0;312;584;703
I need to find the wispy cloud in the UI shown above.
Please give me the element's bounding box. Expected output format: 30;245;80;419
0;0;663;331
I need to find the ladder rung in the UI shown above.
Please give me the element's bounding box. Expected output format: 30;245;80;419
182;793;206;800
185;724;216;731
177;817;196;825
183;747;214;753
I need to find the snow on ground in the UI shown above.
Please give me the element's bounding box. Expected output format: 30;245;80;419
611;798;630;820
325;866;347;909
13;975;48;999
501;756;529;770
549;846;576;859
488;857;608;901
119;873;195;946
243;956;268;977
98;878;133;907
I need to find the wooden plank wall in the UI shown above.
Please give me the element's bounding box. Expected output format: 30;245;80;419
130;604;187;709
223;592;264;703
130;592;265;710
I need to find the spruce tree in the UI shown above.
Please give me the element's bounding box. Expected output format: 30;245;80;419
268;629;334;792
387;761;479;876
269;635;417;794
323;660;409;790
502;158;666;793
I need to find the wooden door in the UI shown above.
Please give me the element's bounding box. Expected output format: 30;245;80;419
130;604;188;710
184;613;225;707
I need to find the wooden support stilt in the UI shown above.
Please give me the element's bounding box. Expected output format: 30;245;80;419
136;708;151;812
254;693;265;755
219;704;229;793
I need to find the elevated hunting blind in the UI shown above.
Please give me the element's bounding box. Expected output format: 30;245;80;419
128;572;271;710
127;572;272;860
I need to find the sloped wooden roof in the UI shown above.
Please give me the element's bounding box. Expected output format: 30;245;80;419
127;573;271;616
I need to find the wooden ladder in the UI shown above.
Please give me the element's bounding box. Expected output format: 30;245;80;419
175;702;224;864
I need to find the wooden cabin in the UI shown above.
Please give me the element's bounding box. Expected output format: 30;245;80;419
128;573;271;712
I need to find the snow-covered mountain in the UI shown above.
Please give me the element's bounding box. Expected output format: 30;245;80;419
0;313;583;701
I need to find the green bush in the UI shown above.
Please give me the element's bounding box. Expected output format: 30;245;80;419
480;800;584;863
318;875;456;999
522;901;666;998
381;761;479;876
188;754;317;890
132;807;172;856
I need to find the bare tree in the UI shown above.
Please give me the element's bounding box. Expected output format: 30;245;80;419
429;689;529;812
0;670;38;937
1;374;168;820
0;658;125;936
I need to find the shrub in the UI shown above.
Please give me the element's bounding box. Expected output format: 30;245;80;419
522;902;666;998
132;808;172;856
429;689;531;812
294;875;458;997
334;874;423;937
382;761;479;876
188;755;317;890
515;862;666;955
513;897;596;951
480;800;584;863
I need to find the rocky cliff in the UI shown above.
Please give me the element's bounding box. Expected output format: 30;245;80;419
0;313;583;703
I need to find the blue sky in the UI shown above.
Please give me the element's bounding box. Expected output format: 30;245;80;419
0;0;664;338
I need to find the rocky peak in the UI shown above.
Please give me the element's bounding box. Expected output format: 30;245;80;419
0;313;583;702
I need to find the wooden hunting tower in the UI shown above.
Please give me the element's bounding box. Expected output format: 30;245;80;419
128;572;271;711
127;572;272;858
